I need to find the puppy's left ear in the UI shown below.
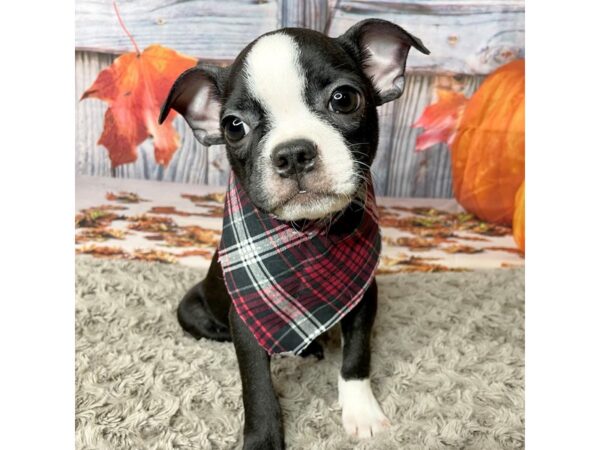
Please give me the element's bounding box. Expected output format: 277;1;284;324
338;19;430;105
159;63;227;146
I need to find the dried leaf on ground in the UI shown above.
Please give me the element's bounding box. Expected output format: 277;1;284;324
86;204;128;211
75;228;127;243
76;245;129;258
177;248;214;258
148;206;204;217
76;208;126;228
442;244;484;254
131;249;177;264
485;246;525;256
379;206;512;240
181;192;226;204
377;253;467;274
501;262;524;268
106;192;148;203
162;225;221;248
455;235;490;242
144;234;166;241
383;236;454;251
460;222;512;237
199;206;224;218
128;215;178;233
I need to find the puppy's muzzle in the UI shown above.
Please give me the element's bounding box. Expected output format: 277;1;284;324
271;139;317;178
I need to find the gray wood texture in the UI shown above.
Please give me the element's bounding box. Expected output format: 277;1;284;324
76;0;278;64
76;0;524;75
328;0;524;75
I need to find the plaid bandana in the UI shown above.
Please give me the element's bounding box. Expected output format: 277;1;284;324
217;175;381;355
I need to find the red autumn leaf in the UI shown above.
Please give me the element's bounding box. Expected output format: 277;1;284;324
412;89;468;151
81;45;196;168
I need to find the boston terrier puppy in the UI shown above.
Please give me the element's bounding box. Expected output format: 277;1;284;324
160;19;429;450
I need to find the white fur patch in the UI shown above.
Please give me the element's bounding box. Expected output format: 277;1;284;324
338;376;391;438
243;33;356;219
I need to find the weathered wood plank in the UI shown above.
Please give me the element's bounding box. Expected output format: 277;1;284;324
328;0;524;75
76;0;523;75
75;0;278;62
279;0;330;31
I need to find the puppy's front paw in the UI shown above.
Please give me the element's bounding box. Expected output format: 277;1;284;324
338;377;391;438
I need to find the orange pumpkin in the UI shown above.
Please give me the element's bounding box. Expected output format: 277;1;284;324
451;59;525;225
513;181;525;252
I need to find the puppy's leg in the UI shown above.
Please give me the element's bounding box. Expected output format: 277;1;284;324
177;250;231;341
229;307;285;450
338;280;390;438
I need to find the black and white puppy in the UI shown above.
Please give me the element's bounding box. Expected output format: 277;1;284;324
160;19;429;449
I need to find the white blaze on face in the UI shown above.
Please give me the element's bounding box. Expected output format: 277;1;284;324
243;32;356;220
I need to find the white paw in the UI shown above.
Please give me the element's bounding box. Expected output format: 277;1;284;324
338;376;391;438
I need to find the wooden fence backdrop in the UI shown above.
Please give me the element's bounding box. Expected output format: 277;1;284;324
75;0;524;198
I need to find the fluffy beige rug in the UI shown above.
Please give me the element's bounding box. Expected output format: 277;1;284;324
75;257;524;449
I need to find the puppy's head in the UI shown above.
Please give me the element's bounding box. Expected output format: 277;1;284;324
160;19;429;221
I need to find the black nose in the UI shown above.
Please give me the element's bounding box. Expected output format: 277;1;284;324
271;139;317;178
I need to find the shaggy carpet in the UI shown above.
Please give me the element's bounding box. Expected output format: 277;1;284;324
75;257;524;450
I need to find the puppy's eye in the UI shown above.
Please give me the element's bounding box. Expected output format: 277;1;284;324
222;116;249;143
329;86;361;114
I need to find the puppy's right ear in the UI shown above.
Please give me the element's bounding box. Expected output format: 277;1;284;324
159;64;226;146
337;19;430;106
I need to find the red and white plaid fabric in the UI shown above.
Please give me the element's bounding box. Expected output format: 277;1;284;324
217;175;381;355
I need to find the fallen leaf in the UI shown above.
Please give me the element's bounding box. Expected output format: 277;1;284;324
162;225;221;247
144;234;166;241
181;192;226;204
106;191;147;203
501;262;524;269
81;45;197;167
128;215;178;233
177;248;214;258
200;206;225;218
131;249;178;264
76;208;126;228
442;244;483;254
148;206;203;217
377;254;467;274
382;236;453;251
75;228;127;243
76;245;129;258
485;246;524;256
461;222;512;237
455;235;489;242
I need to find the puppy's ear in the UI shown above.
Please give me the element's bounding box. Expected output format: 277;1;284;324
338;19;430;105
159;64;227;146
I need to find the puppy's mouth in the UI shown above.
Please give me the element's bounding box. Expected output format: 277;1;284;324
271;189;351;221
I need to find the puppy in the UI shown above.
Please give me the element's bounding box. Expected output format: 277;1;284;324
160;19;429;449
